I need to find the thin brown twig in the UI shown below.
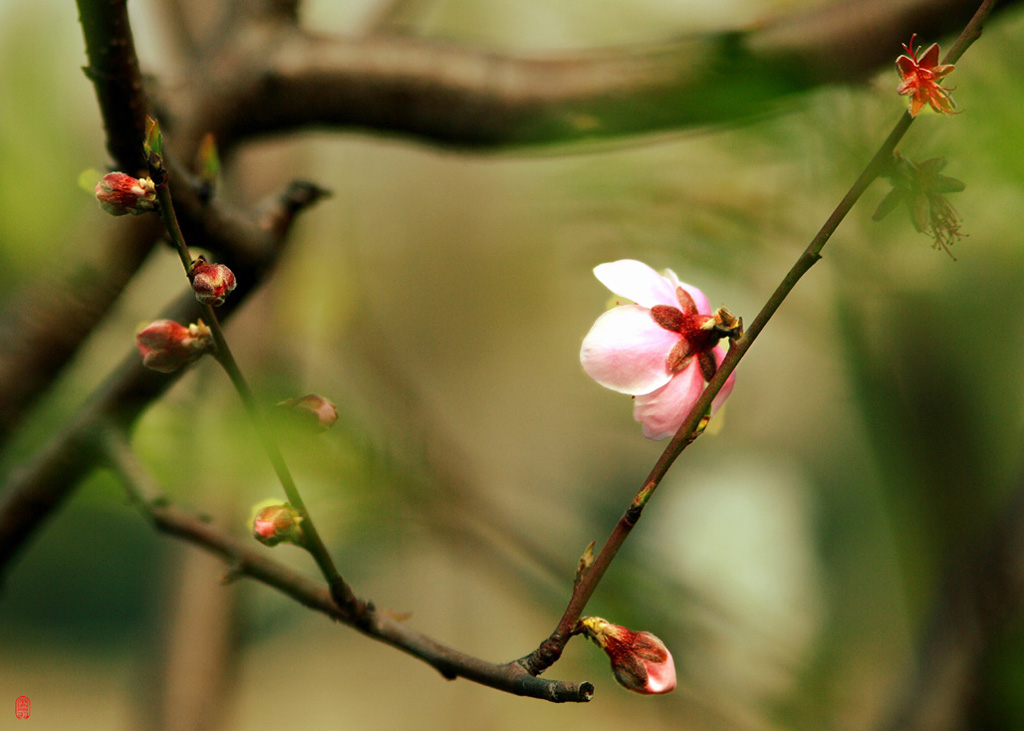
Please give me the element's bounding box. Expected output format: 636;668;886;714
203;304;359;610
100;426;594;702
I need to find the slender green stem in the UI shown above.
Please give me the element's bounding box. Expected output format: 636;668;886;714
154;184;193;273
101;421;171;510
523;0;999;676
151;164;356;610
201;303;356;605
942;0;1000;65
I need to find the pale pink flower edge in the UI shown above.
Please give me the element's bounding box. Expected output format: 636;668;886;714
580;259;735;440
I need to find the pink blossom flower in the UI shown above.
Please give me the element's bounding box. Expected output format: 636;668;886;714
896;35;956;117
577;616;677;695
580;260;739;440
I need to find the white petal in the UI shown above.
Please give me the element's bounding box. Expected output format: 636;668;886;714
580;305;677;395
593;260;681;309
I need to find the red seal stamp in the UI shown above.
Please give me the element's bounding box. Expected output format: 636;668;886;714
15;696;30;720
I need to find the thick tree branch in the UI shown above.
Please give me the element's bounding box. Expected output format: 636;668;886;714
0;0;158;446
170;0;1018;152
77;0;150;173
0;219;159;448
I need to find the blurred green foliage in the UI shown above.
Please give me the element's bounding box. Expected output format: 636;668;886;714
2;1;1024;729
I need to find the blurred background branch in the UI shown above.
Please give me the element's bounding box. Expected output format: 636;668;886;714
162;0;1020;152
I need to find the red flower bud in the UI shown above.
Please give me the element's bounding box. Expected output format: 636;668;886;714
277;394;339;430
136;319;212;373
190;258;237;307
578;616;677;695
95;172;157;216
251;502;304;547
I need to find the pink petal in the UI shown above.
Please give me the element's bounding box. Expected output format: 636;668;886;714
632;362;705;440
661;268;711;315
643;651;677;694
593;260;681;309
253;518;277;538
581;305;677;395
633;346;736;439
709;344;736;415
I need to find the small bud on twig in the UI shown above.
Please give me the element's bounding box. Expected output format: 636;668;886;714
576;541;595;586
277;394;339;430
576;616;676;695
189;256;237;307
250;501;304;547
136;319;213;373
95;172;157;216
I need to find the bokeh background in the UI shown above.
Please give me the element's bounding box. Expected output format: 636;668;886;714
2;0;1024;728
